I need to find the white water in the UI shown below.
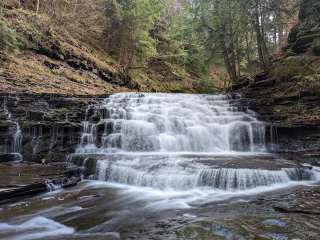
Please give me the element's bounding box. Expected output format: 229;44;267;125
0;216;74;240
1;93;319;239
2;98;23;161
75;93;319;202
96;155;317;192
77;93;266;153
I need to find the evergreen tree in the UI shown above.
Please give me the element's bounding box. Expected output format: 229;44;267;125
0;20;19;53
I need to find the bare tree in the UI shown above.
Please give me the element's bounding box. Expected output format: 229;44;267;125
36;0;40;13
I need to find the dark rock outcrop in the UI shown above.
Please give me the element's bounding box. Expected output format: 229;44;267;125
35;40;138;89
286;0;320;55
0;162;81;204
0;93;104;163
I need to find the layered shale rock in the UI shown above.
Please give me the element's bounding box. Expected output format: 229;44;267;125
286;0;320;55
0;93;103;163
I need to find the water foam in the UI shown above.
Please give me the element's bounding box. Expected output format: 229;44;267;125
74;93;319;206
96;157;317;191
77;93;266;153
0;216;74;240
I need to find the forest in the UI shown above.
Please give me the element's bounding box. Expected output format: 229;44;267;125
1;0;300;89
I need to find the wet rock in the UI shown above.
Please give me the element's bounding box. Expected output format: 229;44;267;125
0;93;104;163
69;154;100;177
0;162;81;204
262;233;288;240
0;182;48;203
211;223;246;240
272;187;320;215
0;153;19;162
263;219;287;228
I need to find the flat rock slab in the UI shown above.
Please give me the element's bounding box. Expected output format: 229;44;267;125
0;163;66;188
0;162;81;204
183;153;299;170
75;153;301;171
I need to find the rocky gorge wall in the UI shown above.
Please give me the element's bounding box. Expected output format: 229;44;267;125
1;92;317;166
0;93;104;163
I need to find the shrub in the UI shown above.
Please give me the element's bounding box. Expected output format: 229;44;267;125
0;19;20;53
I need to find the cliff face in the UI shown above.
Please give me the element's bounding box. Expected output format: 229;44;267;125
0;93;100;163
286;0;320;55
236;0;320;157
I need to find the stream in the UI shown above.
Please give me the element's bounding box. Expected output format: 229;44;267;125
0;93;319;240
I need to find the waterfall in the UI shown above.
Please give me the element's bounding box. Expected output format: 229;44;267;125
77;93;267;154
12;122;22;154
2;98;23;161
95;156;317;191
30;125;43;156
74;93;319;194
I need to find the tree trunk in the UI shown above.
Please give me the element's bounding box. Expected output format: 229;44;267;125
245;31;251;65
278;24;285;49
73;0;78;14
253;0;270;71
221;38;237;83
36;0;40;13
236;42;241;77
227;0;238;79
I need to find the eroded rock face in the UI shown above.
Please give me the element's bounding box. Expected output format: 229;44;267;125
0;93;103;163
287;0;320;55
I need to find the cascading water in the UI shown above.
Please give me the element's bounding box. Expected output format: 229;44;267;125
77;93;266;153
1;98;23;161
75;93;319;196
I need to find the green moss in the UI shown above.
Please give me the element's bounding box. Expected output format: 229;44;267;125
84;158;97;176
312;39;320;56
0;19;20;52
271;56;314;79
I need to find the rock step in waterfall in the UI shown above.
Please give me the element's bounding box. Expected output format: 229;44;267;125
73;93;319;193
96;156;317;191
77;93;267;153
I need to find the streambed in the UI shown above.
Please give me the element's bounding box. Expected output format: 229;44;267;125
0;93;319;239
